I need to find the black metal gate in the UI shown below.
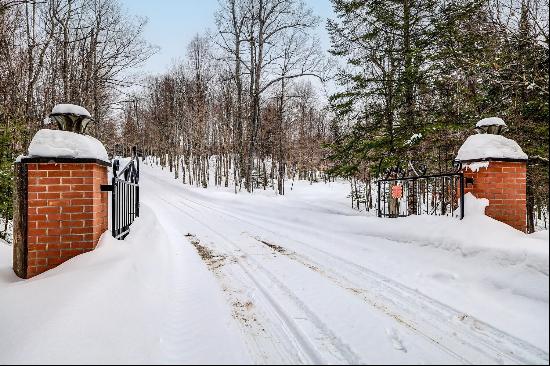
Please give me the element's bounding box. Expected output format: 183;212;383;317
377;173;465;219
102;147;140;239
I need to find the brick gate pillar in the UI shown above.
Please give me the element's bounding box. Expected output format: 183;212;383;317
13;158;110;278
460;161;527;232
456;118;528;232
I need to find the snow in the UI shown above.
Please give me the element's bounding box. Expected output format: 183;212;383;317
368;193;548;276
137;165;547;363
405;133;422;145
0;219;13;243
456;134;528;161
0;161;547;364
531;230;549;241
27;129;109;162
0;209;249;364
476;117;506;128
463;161;489;172
51;103;91;117
464;192;489;216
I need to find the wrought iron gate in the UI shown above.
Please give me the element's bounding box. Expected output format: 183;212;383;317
377;173;465;219
102;147;140;239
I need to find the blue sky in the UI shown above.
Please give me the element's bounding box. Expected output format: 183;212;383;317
119;0;335;76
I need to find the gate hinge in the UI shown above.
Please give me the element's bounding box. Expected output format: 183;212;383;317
100;184;113;192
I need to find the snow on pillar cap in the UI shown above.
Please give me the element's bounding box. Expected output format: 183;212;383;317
27;129;109;162
475;117;506;128
456;134;527;162
475;117;508;135
51;103;92;117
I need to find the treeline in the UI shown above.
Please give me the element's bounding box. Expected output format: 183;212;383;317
0;0;155;239
120;36;331;194
326;0;549;231
119;0;332;195
0;0;548;239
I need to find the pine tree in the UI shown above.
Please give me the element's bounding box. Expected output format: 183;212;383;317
327;0;440;178
327;0;548;228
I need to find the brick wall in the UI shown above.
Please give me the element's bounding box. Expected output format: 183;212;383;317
463;161;527;232
24;162;108;277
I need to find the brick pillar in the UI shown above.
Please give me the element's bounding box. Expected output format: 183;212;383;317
461;160;527;232
13;158;109;278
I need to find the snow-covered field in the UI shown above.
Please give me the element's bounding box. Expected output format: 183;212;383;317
0;162;548;364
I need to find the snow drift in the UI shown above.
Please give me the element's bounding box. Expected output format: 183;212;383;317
0;206;249;364
361;194;548;275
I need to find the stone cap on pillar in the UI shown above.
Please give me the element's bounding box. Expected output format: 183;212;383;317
455;117;527;165
474;117;508;135
18;156;111;166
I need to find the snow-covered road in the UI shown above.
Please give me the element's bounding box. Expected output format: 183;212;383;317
0;162;547;364
140;164;549;364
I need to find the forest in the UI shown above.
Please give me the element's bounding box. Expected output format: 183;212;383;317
0;0;548;240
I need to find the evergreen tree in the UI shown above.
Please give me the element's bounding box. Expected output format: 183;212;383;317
327;0;548;230
327;0;440;178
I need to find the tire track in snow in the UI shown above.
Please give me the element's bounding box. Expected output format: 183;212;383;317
184;233;308;364
157;196;361;364
252;235;549;365
163;195;475;363
170;190;548;365
176;197;472;364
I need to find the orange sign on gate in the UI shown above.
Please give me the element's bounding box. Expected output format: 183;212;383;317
391;184;403;199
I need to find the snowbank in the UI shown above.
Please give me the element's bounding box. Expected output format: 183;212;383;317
0;205;250;364
363;194;548;275
463;192;489;215
51;103;91;117
476;117;506;128
27;129;109;162
530;230;549;241
456;134;528;161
